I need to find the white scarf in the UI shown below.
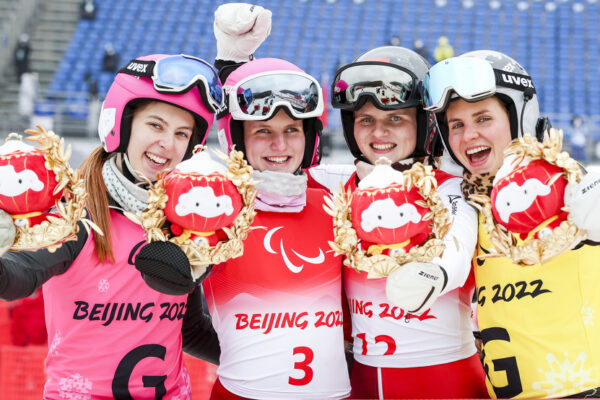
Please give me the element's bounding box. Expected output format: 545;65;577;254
253;170;308;213
102;156;309;214
102;154;148;214
355;156;433;180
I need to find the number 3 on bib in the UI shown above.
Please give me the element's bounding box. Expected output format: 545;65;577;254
289;346;314;386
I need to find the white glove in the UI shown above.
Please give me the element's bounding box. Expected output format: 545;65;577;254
0;209;16;256
564;171;600;241
214;3;272;62
385;262;447;315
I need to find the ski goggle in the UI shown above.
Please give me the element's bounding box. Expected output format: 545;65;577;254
421;57;497;112
119;54;225;113
227;70;324;120
331;61;419;110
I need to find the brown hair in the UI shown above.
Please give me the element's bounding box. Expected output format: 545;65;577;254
79;146;114;263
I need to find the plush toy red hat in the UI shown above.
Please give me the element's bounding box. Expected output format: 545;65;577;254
470;130;585;266
0;135;61;227
163;149;243;246
326;159;450;278
491;156;568;240
351;160;432;256
140;146;257;273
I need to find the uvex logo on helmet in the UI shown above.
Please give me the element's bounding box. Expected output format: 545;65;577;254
124;60;153;74
495;70;535;92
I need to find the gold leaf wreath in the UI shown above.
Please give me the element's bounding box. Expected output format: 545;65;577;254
469;128;585;266
139;147;258;279
8;126;102;252
324;162;451;278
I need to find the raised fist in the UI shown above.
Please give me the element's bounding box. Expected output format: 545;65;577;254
214;3;272;62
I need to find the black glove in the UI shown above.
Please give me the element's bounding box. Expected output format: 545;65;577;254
130;241;195;295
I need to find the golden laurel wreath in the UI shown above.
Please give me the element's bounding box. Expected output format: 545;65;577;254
9;126;101;252
138;147;258;279
469;128;585;266
324;162;451;279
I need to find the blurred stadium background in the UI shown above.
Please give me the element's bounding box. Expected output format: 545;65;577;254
0;0;599;397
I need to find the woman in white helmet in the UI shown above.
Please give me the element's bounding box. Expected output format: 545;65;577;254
424;50;600;399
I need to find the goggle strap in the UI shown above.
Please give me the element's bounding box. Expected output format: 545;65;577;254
118;59;156;78
493;69;536;93
216;104;230;120
216;61;245;83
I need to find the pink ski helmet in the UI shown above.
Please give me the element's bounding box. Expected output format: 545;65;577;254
98;54;223;157
217;58;324;169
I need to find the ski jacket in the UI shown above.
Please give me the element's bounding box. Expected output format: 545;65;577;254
0;210;219;399
203;188;351;399
475;213;600;399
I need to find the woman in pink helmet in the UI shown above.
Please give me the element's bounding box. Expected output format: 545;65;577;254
121;6;349;398
193;54;351;399
0;53;222;399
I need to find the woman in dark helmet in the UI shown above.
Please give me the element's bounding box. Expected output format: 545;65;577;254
0;53;221;398
324;45;487;399
424;49;600;399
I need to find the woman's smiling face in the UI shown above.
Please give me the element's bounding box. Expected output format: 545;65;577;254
243;109;305;173
353;101;418;163
446;96;512;175
126;101;195;180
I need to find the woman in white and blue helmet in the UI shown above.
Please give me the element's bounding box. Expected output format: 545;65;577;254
424;50;600;399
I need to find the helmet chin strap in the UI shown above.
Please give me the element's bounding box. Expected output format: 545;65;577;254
520;87;535;139
436;121;462;167
121;153;145;183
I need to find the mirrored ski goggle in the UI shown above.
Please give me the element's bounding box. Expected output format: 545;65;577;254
331;62;418;110
153;55;224;112
227;70;324;120
421;57;497;112
120;54;225;113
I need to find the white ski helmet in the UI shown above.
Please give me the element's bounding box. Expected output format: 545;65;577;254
422;50;546;165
